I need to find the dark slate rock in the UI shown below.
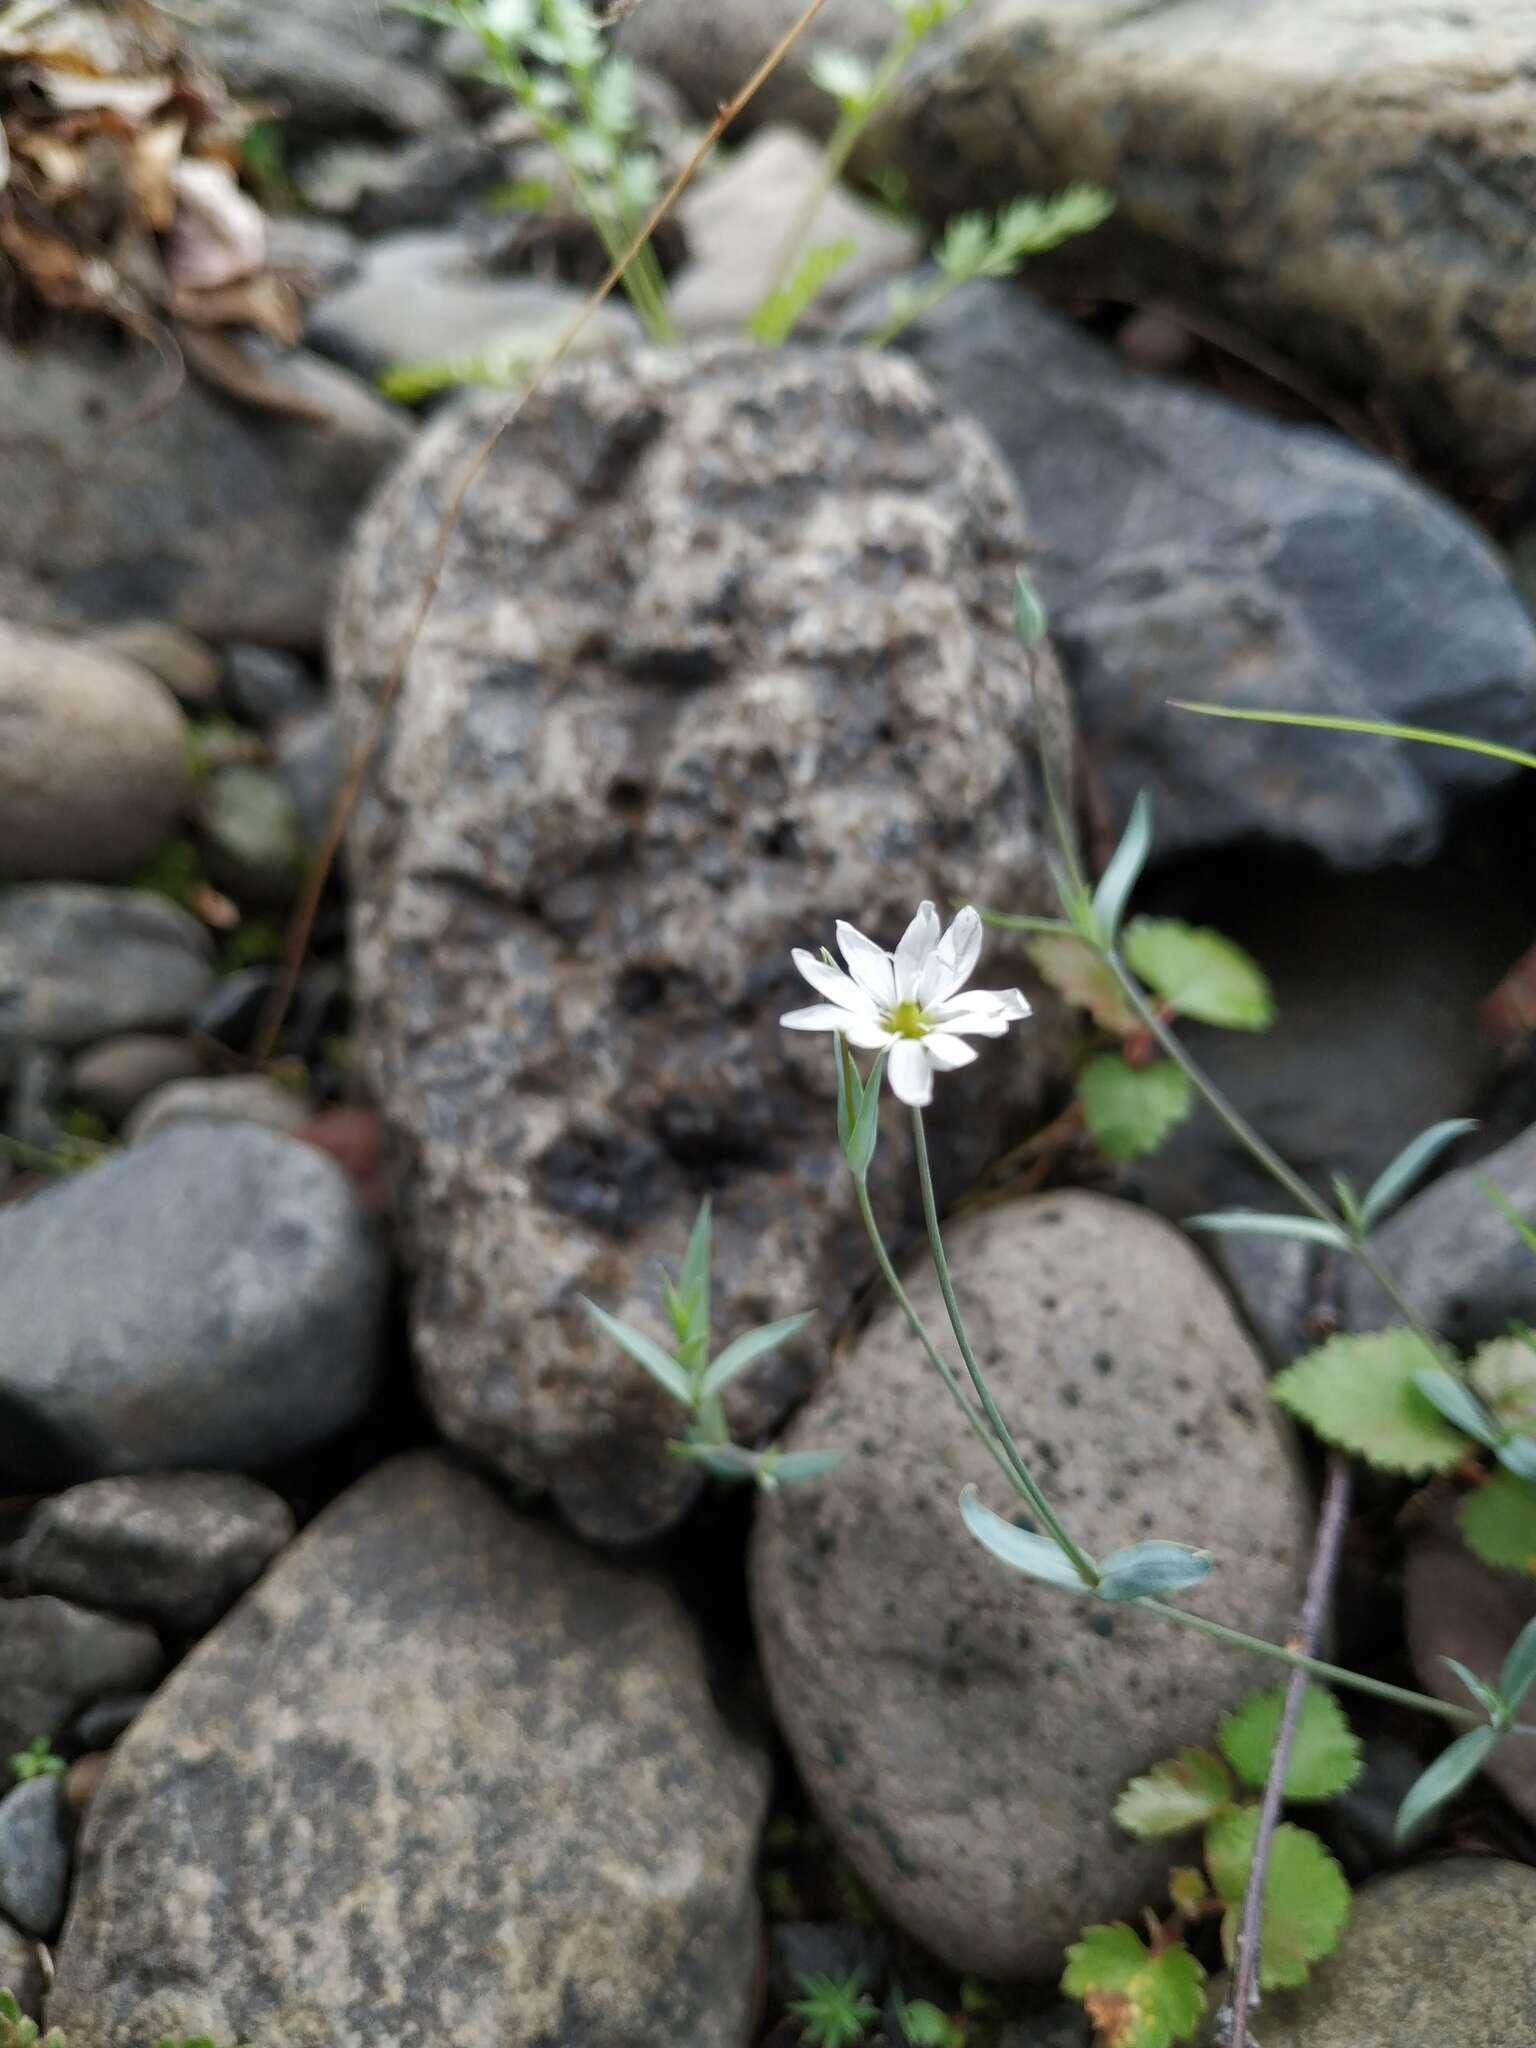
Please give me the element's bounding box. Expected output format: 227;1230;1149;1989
223;645;321;730
876;280;1536;868
0;1599;163;1758
0;1125;387;1484
0;887;214;1052
13;1475;295;1636
0;1779;70;1939
48;1453;768;2048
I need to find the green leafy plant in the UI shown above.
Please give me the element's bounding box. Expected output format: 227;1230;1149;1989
7;1736;65;1783
891;1986;965;2046
582;1198;841;1491
1064;1685;1358;2044
393;0;673;340
788;1969;878;2048
0;1991;64;2048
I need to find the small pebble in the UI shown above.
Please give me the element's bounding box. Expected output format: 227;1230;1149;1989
0;1777;71;1939
125;1075;311;1148
223;645;321;730
90;622;221;709
68;1036;204;1126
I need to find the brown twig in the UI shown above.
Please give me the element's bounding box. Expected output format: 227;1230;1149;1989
251;0;834;1065
1219;1448;1352;2047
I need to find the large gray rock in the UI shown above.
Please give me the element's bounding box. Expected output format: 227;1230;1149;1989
0;1124;387;1485
876;281;1536;868
0;334;409;655
13;1475;295;1637
184;0;456;136
48;1454;768;2048
0;1779;70;1940
333;342;1075;1543
879;1;1536;471
1201;1860;1536;2046
0;1599;163;1759
306;231;640;382
617;0;897;134
0;887;215;1053
0;625;192;884
751;1192;1312;1979
1343;1118;1536;1346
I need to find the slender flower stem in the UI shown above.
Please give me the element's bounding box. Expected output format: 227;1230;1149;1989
909;1108;1099;1585
1102;950;1441;1351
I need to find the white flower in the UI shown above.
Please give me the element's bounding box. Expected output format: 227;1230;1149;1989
781;901;1032;1108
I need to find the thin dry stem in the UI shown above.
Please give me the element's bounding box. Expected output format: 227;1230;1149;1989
253;0;834;1065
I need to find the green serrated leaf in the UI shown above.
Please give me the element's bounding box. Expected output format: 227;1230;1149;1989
1271;1330;1466;1475
1027;933;1140;1034
1078;1055;1193;1161
1061;1925;1206;2048
747;236;858;345
1121;918;1274;1030
1113;1749;1233;1839
1216;1685;1362;1800
1470;1335;1536;1435
1459;1467;1536;1571
1204;1810;1350;1990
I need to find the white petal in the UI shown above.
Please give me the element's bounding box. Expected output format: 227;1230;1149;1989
792;948;880;1016
842;1016;897;1051
920;904;983;1005
893;900;941;1000
927;997;1011;1038
985;985;1032;1021
921;1032;980;1072
780;1003;857;1032
887;1038;934;1106
835;921;897;1007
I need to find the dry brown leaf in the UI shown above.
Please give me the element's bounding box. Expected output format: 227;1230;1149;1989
23;62;174;118
171;322;336;423
166;154;263;289
172;269;301;344
127;110;183;227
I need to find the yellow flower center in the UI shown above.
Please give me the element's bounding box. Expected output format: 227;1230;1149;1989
886;999;927;1039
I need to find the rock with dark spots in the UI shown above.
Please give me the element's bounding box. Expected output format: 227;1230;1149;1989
0;887;215;1052
48;1453;768;2048
878;4;1536;471
1199;1860;1536;2046
124;1074;311;1147
0;1124;386;1484
68;1036;204;1126
13;1475;295;1637
617;0;894;134
0;1599;163;1759
0;1779;71;1939
0;334;408;655
751;1192;1311;1979
875;280;1536;868
0;624;193;883
332;342;1076;1542
1343;1118;1536;1346
0;1916;43;2018
184;0;456;137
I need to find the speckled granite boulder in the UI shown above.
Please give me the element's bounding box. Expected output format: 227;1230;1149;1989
753;1191;1312;1978
333;342;1074;1543
47;1454;768;2048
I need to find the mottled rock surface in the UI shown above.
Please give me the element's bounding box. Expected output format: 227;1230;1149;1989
48;1454;768;2048
1200;1860;1536;2045
0;1780;70;1939
879;281;1536;868
185;0;456;136
0;887;215;1053
752;1192;1311;1978
880;1;1536;469
618;0;897;133
0;625;192;883
0;335;408;653
0;1125;386;1484
334;343;1074;1542
0;1599;163;1759
13;1475;295;1637
0;1917;43;2019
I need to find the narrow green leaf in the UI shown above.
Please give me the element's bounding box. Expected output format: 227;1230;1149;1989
1440;1657;1504;1722
701;1310;815;1397
760;1448;844;1487
960;1487;1096;1591
581;1298;692;1406
747;236;858;345
1013;568;1049;648
1495;1433;1536;1482
1394;1727;1498;1845
1459;1467;1536;1570
668;1440;759;1481
972;908;1076;935
1078;1055;1192;1161
1169;701;1536;774
1413;1367;1500;1450
844;1047;887;1180
1113;1749;1233;1838
1498;1614;1536;1712
833;1032;862;1155
1272;1330;1466;1474
679;1197;712;1352
1121;917;1274;1030
1217;1685;1362;1800
1185;1211;1349;1248
1479;1178;1536;1259
1360;1118;1477;1228
1091;792;1153;944
1096;1540;1212;1602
